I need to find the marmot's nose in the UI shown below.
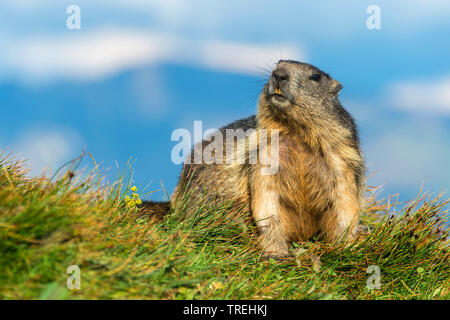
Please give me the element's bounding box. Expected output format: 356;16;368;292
272;69;289;88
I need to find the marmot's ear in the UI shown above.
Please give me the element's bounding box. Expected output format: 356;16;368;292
330;79;343;95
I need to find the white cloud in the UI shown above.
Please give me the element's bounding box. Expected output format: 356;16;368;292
14;128;82;176
388;76;450;115
102;0;450;35
4;29;175;81
199;41;301;74
2;0;450;45
2;28;306;82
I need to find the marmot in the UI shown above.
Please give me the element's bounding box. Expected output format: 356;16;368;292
143;60;365;259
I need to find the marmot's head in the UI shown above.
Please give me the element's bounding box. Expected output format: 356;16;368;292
259;60;343;123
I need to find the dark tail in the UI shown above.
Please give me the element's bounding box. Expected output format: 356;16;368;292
138;201;171;221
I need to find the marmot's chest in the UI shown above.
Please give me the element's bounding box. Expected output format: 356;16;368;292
276;135;338;214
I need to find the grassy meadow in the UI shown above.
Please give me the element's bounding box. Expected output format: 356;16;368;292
0;153;448;300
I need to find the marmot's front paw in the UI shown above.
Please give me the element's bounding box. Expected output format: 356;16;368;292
261;252;290;262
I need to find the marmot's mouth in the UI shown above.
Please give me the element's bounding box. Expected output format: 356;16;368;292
269;93;291;107
267;90;287;100
272;94;286;101
264;85;292;106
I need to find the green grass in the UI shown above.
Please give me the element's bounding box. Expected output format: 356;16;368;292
0;153;448;300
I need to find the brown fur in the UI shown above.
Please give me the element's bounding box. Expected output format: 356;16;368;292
138;201;171;221
146;60;365;259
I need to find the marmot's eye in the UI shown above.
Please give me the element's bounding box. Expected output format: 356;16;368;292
310;73;321;82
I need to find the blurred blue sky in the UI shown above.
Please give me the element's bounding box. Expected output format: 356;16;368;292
0;1;449;202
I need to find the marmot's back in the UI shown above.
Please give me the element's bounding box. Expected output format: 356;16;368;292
218;115;257;134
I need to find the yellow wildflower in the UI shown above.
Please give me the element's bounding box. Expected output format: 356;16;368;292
124;186;142;208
